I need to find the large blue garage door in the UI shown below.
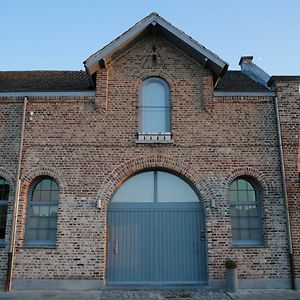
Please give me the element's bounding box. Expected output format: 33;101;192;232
106;170;206;285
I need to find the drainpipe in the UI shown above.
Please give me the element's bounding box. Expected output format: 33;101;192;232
6;97;28;291
274;95;296;289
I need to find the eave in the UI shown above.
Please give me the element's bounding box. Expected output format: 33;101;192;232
84;13;228;80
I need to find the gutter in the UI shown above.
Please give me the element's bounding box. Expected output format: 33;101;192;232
274;95;296;289
6;97;28;291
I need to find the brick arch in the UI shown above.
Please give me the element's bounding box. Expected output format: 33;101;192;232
223;167;269;199
0;167;15;190
97;155;212;281
130;68;176;98
97;155;212;211
21;166;68;194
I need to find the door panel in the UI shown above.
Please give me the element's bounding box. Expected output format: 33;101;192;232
106;203;206;285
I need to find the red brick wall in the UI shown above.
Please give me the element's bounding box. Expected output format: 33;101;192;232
0;35;290;284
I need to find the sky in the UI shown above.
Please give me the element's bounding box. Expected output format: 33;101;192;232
1;0;299;75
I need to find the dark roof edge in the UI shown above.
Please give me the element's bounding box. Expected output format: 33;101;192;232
0;91;96;97
214;91;275;97
268;76;300;86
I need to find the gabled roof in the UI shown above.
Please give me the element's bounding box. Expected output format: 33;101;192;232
0;71;93;92
84;13;228;79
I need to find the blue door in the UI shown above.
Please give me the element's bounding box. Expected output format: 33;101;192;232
106;171;206;285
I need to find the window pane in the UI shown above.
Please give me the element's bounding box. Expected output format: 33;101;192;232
39;218;49;229
31;178;59;202
50;190;59;202
229;190;238;202
27;229;38;240
239;206;248;217
238;190;248;201
38;229;48;240
250;229;260;240
40;206;49;217
112;171;154;202
41;190;51;201
230;180;238;190
249;217;259;228
49;217;57;229
230;206;239;217
30;205;40;217
0;205;8;239
232;229;240;241
141;77;170;133
248;190;256;202
27;177;59;244
142;108;170;133
34;182;43;192
28;217;39;228
48;229;57;241
143;79;168;107
230;178;262;243
240;229;250;240
231;217;239;229
248;206;258;216
240;217;248;228
157;171;198;202
49;206;58;217
42;179;52;190
237;179;248;190
31;190;41;201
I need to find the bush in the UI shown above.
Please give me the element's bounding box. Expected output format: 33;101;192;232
225;259;237;269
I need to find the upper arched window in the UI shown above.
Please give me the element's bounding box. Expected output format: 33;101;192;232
25;177;59;246
0;177;9;244
229;177;263;246
112;170;198;203
140;77;170;134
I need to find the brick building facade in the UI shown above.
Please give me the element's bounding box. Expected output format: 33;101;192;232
0;13;299;290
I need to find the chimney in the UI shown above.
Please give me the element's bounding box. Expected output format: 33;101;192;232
239;56;271;88
239;56;253;65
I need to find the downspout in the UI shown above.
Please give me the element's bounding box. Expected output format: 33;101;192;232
274;95;296;289
6;96;28;291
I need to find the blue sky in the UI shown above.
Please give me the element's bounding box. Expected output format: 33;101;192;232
1;0;299;75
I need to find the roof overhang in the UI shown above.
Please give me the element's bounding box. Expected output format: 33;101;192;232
84;13;229;80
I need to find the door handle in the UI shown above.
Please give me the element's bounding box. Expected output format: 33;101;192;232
194;241;199;254
114;241;118;254
200;229;206;240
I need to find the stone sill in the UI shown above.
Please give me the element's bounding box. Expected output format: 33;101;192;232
135;139;174;144
135;132;173;144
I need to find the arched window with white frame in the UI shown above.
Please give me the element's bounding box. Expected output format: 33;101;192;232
138;77;171;141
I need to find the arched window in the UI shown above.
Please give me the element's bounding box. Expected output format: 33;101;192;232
25;177;59;246
0;177;9;244
112;170;198;203
229;177;263;246
139;77;170;134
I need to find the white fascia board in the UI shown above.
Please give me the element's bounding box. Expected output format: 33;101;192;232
85;17;155;68
85;14;227;70
0;91;96;97
154;17;227;69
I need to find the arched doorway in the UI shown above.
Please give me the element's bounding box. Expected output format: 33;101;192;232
106;170;206;285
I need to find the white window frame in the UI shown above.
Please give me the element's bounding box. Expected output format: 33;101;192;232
137;77;172;143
